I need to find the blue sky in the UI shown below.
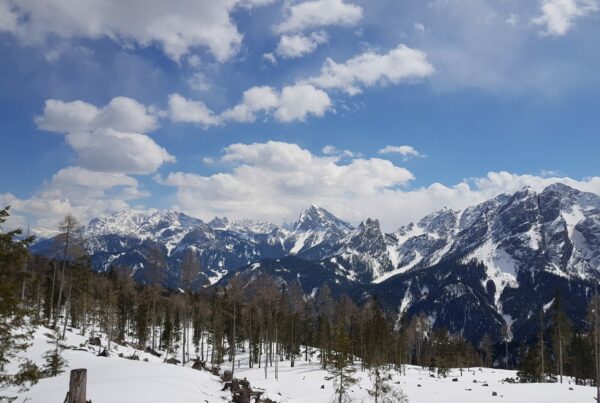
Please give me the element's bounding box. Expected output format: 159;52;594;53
1;0;600;234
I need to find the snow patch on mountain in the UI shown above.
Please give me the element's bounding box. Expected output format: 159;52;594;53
462;239;519;308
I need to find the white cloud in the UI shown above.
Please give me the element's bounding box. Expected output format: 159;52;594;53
0;0;274;62
168;93;220;126
275;84;332;122
157;142;600;231
275;0;363;33
307;44;434;95
263;52;278;64
188;71;211;92
1;167;147;236
222;84;331;123
378;145;424;159
241;86;281;111
506;13;520;26
50;166;139;190
0;1;18;32
36;97;174;174
533;0;598;36
35;97;158;133
322;145;355;158
221;86;279;123
66;129;175;175
186;54;202;68
157;140;414;224
275;31;328;59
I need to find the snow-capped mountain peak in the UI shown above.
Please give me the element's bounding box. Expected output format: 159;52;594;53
293;204;353;233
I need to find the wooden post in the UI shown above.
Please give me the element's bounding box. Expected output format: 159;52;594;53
67;369;87;403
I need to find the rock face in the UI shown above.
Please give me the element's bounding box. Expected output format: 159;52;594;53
32;183;600;343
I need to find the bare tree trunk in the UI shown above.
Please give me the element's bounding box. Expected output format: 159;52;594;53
151;290;157;350
182;305;186;365
232;299;236;378
62;279;72;340
594;285;600;402
540;326;545;382
56;223;71;328
264;334;268;379
275;323;279;381
558;325;563;384
35;280;42;321
108;290;113;351
200;329;205;361
291;315;295;368
249;308;252;368
81;295;87;336
49;262;57;325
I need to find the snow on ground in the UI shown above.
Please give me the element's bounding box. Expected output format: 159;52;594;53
233;349;595;403
7;326;228;403
7;325;597;403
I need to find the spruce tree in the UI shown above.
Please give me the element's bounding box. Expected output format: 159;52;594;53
43;327;67;377
368;366;409;403
0;206;38;393
326;322;357;403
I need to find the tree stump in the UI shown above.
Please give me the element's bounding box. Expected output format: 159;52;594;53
67;369;87;403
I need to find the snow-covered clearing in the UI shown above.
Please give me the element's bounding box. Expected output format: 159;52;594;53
234;351;594;403
6;326;228;403
6;325;596;403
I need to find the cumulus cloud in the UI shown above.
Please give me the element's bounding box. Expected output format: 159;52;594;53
533;0;598;36
221;84;331;123
306;45;434;95
168;93;220;126
66;129;175;175
35;97;158;133
157;140;414;224
155;141;600;232
36;97;174;174
378;145;424;159
174;43;431;127
275;31;328;59
322;145;355;158
0;0;274;62
275;0;363;33
1;167;147;236
275;84;332;122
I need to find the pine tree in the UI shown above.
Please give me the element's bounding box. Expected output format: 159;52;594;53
0;206;37;393
180;249;200;365
326;322;357;403
480;333;494;368
368;366;409;403
160;309;173;354
550;290;572;384
43;327;67;377
432;327;452;377
517;342;541;383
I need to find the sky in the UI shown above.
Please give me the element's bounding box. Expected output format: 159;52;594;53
1;0;600;235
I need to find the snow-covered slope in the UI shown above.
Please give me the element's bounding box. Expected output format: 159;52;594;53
6;326;228;403
8;324;595;403
235;351;594;403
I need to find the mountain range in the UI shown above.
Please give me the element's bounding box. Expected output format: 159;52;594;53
32;183;600;343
